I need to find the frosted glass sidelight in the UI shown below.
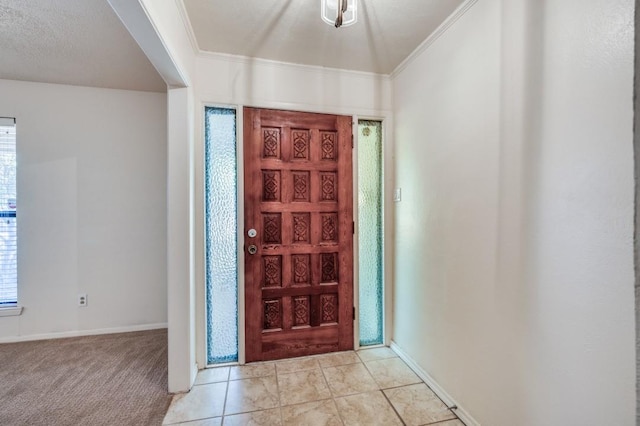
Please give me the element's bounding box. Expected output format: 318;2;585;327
358;120;383;346
205;107;238;363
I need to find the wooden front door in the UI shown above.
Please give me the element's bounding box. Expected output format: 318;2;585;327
244;107;354;362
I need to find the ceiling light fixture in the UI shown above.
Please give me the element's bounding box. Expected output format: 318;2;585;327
321;0;357;28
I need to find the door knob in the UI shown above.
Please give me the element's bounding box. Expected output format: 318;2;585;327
248;245;257;255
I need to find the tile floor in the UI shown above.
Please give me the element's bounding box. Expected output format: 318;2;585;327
163;346;465;426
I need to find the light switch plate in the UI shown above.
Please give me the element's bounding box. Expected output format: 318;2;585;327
394;188;402;202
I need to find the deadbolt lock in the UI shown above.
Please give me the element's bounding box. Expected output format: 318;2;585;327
248;245;258;255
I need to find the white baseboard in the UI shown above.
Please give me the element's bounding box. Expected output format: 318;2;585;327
390;341;481;426
0;323;168;344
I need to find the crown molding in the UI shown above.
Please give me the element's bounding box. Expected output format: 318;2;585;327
390;0;479;79
175;0;200;55
175;0;477;81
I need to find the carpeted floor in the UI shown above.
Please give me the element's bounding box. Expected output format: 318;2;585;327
0;329;171;426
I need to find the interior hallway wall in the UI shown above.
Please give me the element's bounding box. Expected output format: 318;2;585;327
115;0;198;393
392;0;635;424
0;79;167;341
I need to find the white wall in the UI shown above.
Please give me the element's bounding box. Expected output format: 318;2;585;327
0;79;167;341
167;85;197;393
117;0;198;393
195;53;392;116
392;0;635;424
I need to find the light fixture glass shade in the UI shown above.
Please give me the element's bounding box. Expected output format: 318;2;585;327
321;0;357;27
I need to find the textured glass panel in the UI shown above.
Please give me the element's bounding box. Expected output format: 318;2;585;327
358;120;383;346
205;107;238;363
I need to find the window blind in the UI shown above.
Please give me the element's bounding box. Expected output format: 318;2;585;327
0;118;17;305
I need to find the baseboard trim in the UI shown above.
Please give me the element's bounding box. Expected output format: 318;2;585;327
390;341;481;426
0;323;168;344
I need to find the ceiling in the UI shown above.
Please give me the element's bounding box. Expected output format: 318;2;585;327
183;0;465;74
0;0;166;92
0;0;465;92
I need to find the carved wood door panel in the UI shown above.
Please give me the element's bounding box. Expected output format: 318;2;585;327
244;107;354;362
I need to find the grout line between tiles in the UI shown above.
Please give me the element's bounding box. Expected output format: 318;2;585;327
366;353;457;426
381;387;407;426
378;357;457;418
381;382;421;392
360;354;383;389
318;358;337;399
275;361;284;426
329;397;346;426
221;378;230;418
420;417;465;426
318;352;350;425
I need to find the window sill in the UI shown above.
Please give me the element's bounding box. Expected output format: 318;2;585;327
0;306;23;317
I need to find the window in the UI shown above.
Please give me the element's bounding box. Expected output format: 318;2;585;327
0;118;17;306
358;120;384;346
204;107;238;364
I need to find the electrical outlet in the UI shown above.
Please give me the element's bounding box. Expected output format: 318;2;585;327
78;293;88;307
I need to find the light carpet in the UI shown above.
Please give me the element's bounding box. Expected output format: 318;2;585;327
0;329;170;426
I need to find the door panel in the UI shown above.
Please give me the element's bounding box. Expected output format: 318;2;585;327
244;107;354;362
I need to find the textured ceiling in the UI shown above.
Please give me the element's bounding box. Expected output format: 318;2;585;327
183;0;465;74
0;0;466;92
0;0;166;92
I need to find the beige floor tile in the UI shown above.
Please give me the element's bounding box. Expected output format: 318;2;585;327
335;391;402;426
194;367;229;385
384;383;457;426
365;357;421;388
229;362;276;380
225;376;279;415
322;363;379;397
315;351;361;368
356;346;397;362
223;408;282;426
176;418;222;426
278;368;331;406
276;356;321;374
164;352;461;426
162;382;227;425
281;399;343;426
